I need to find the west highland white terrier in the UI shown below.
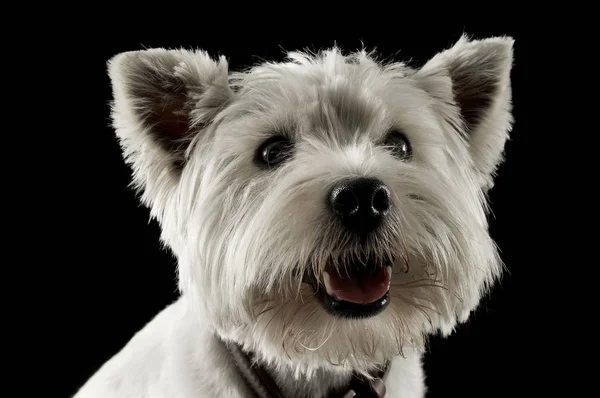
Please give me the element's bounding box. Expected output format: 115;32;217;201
75;34;514;397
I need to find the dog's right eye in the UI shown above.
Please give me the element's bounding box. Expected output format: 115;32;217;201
257;137;293;168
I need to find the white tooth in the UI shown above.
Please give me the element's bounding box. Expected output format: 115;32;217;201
323;272;334;296
386;266;392;279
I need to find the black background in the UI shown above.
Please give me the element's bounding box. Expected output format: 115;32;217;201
60;19;535;398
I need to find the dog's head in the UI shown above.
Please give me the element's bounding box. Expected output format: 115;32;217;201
108;35;514;376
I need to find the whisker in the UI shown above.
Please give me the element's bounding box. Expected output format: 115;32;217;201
297;327;334;351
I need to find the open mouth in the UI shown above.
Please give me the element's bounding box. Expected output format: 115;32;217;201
311;257;392;319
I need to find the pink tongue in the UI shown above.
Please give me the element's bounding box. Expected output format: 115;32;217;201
328;268;390;304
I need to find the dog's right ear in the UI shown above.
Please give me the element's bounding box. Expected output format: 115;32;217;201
108;49;233;213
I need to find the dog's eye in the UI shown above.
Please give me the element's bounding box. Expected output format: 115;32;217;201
384;130;412;160
257;137;293;168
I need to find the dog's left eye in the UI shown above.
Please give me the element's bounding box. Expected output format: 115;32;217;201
383;130;412;161
257;137;293;168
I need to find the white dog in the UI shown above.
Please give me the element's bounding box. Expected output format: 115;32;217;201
75;34;514;398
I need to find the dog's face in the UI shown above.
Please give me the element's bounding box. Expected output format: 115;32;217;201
108;35;513;376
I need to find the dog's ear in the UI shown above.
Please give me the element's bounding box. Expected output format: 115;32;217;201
108;48;233;212
414;35;514;190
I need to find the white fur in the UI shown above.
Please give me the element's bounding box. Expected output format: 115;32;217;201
75;35;514;397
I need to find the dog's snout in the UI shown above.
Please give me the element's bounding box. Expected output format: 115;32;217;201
329;177;391;234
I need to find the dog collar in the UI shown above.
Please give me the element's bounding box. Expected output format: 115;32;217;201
223;339;390;398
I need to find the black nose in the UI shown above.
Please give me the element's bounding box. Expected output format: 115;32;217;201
329;177;391;234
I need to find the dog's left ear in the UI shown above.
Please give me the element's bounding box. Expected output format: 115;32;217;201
414;35;514;190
